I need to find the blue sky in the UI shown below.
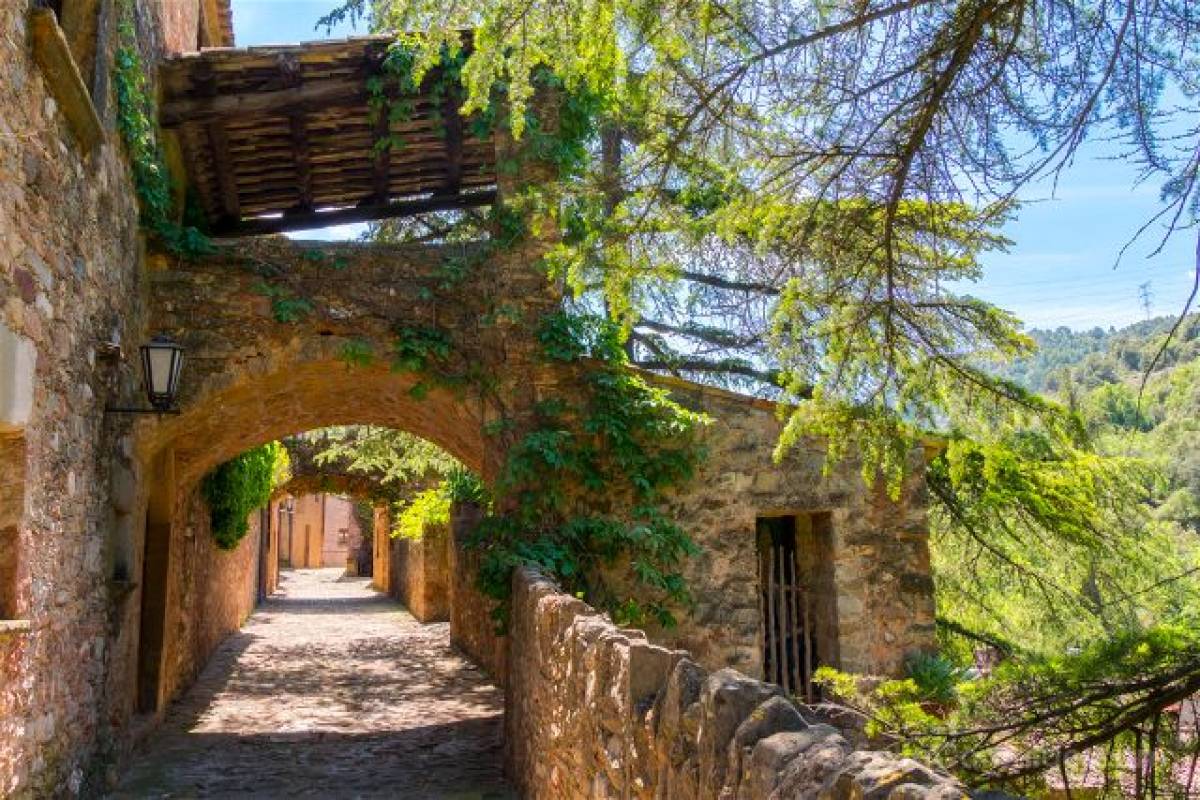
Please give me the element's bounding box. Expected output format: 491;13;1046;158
230;0;1198;332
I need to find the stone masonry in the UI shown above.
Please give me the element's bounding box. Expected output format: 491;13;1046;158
0;0;239;794
504;566;963;799
2;0;941;792
390;522;452;623
149;238;937;682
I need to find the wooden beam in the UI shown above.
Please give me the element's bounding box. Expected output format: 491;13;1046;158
287;113;313;214
159;78;367;127
206;122;241;224
442;83;464;195
210;190;497;236
369;97;392;205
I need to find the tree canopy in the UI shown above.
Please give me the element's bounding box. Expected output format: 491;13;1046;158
305;3;1200;791
320;0;1200;483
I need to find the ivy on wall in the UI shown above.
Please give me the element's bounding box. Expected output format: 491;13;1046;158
391;310;708;628
357;59;709;627
201;443;288;550
113;2;212;258
477;313;708;628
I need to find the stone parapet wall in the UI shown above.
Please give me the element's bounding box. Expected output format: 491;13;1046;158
505;566;965;800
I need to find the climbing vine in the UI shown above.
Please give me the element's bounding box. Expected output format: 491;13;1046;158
367;61;703;626
201;443;288;550
390;310;708;628
113;4;212;258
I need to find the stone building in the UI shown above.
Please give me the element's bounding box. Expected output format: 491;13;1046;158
0;0;937;795
1;0;244;795
274;492;366;570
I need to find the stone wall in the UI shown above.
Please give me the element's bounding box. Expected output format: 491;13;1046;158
0;0;166;792
449;502;508;685
145;237;938;685
442;379;936;690
505;567;964;800
648;379;936;679
157;487;261;708
0;10;258;787
389;522;451;623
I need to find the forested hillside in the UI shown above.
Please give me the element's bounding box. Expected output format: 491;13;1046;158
926;314;1200;663
1000;314;1200;530
863;312;1200;794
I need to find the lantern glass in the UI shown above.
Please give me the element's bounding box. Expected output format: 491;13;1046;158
140;335;184;410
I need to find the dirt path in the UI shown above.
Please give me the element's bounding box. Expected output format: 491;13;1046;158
112;568;512;799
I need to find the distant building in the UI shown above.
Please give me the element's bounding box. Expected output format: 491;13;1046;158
275;494;365;570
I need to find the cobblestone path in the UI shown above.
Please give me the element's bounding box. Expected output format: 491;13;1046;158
112;569;513;799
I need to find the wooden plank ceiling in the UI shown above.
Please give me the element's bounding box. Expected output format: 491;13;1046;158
159;36;496;236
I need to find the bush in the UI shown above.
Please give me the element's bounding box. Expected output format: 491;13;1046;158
905;651;961;705
201;443;287;550
394;486;451;540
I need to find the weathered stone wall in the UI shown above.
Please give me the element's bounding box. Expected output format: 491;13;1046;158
449;502;508;685
145;237;936;682
157;487;261;708
649;379;936;679
389;522;451;622
142;239;495;488
0;3;246;790
505;567;964;799
0;0;171;793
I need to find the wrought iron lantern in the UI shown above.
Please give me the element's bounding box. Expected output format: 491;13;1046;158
140;335;184;411
105;335;184;415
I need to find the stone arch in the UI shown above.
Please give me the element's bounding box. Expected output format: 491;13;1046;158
139;355;487;491
134;238;530;490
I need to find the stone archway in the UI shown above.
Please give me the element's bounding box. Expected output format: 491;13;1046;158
144;356;486;489
134;237;551;488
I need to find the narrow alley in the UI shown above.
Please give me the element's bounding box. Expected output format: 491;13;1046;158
111;569;513;799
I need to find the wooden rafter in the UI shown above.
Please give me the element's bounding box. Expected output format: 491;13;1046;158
287;114;313;214
210;190;497;237
161;35;497;235
206;122;240;223
442;84;464;195
160;78;367;128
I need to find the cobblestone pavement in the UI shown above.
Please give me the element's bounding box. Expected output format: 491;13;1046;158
112;569;513;799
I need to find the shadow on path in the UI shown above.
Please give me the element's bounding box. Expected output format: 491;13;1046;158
111;569;513;799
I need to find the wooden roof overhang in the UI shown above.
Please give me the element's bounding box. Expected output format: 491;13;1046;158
159;36;497;236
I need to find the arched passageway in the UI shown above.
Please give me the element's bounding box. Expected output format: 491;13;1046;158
120;413;508;797
113;569;512;798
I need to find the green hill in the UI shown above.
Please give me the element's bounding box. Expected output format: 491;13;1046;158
999;313;1200;528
